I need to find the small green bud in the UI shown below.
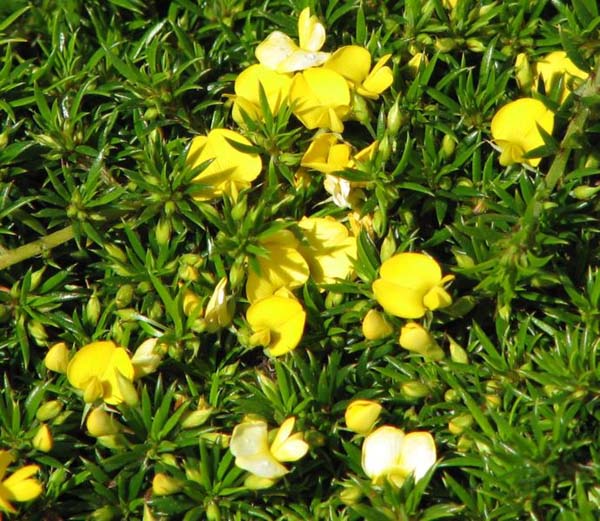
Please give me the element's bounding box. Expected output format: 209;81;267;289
206;501;221;521
115;284;134;308
448;414;473;435
229;258;246;290
137;281;153;294
386;99;402;137
155;218;171;246
444;389;459;402
36;400;64;422
104;243;127;263
164;200;176;217
435;38;456;53
144;107;159;120
379;232;396;262
148;300;164;321
231;197;248;221
515;53;533;92
89;505;118;521
339;485;363;506
401;381;430;399
441;134;456;159
325;292;344;309
570;185;600;200
86;293;102;326
448;335;469;364
30;267;46;292
0;131;9;149
372;208;386;237
466;38;486;53
456;434;473;452
351;93;370;125
378;133;391;161
28;319;48;345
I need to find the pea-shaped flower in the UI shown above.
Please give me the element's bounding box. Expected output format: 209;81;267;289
232;64;293;125
255;7;330;73
361;426;436;487
298;216;357;285
186;128;262;200
246;229;309;303
372;252;453;319
66;341;135;405
345;399;382;434
535;51;588;102
490;98;554;167
0;451;43;514
324;45;393;99
230;417;309;487
247;293;306;357
289;68;351;132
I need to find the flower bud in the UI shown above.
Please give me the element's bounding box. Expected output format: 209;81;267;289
45;342;70;373
466;39;486;53
406;52;428;77
206;501;221;521
362;309;393;340
33;423;53;452
351;93;370;126
179;264;199;282
401;381;430;399
243;475;277;490
448;336;469;364
204;277;233;332
152;473;183;496
339;485;363;505
325;292;344;309
0;131;9;149
182;289;202;317
231;197;248;222
29;267;45;291
105;243;127;263
115;284;134;308
86;407;122;437
115;371;139;407
86;292;102;326
132;338;163;379
143;504;156;521
386;98;402;136
185;466;202;484
441;134;456;159
36;400;64;422
379;232;396;262
570;185;600;200
448;414;473;435
28;319;48;345
515;52;533;92
89;506;118;521
97;433;126;450
181;398;213;429
345;399;382;434
435;38;456;53
399;323;444;360
229;258;246;291
155;218;172;246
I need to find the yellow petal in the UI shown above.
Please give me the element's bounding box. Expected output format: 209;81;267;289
86;407;121;437
235;454;289;479
372;279;426;319
361;426;404;482
423;285;453;311
300;133;344;173
0;451;14;481
244;475;278;489
3;466;42;501
379;252;442;292
234;64;292;116
298;7;325;52
397;431;437;481
324;45;371;84
44;342;70;374
398;322;444;360
361;309;393;340
277;49;330;73
255;31;299;70
358;54;393;98
67;341;116;389
0;487;16;513
272;435;309;462
32;424;53;453
230;420;271;458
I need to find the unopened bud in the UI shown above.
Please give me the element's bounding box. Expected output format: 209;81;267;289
181;398;213;429
115;284;134;308
155;218;172;246
515;52;533;92
362;309;393;340
339;485;363;505
570;185;600;200
466;38;485;53
448;336;469;364
36;400;63;422
86;407;122;437
435;38;456;53
204;277;233;332
30;267;45;291
344;399;382;434
448;414;473;435
105;243;127;263
152;473;183;496
86;292;102;326
28;319;48;345
132;338;163;379
379;232;396;262
45;342;70;373
231;197;248;221
441;134;456;159
386;99;402;136
32;423;53;452
115;371;138;406
325;291;344;309
399;323;444;360
89;506;118;521
401;381;430;399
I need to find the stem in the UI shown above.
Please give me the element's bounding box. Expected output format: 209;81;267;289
0;225;75;271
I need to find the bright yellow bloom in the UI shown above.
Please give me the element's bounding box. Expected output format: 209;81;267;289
230;417;309;483
247;293;306;357
86;407;122;437
372;253;453;319
324;46;393;99
66;341;135;406
361;309;393;340
491;98;554;167
232;64;293;125
298;216;357;285
32;424;53;453
361;427;436;487
398;322;444;360
345;400;382;434
44;342;70;374
0;451;43;514
535;51;588;102
300;133;352;174
131;338;163;379
246;229;309;303
186;129;262;200
255;7;330;73
289;68;351;132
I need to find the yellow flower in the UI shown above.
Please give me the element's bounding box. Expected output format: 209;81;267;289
229;417;309;482
66;341;135;405
186;129;262;200
300;133;352;174
86;407;122;437
515;52;533;92
398;322;444;360
44;341;70;374
361;309;393;340
255;7;330;73
407;52;428;77
345;400;382;434
231;64;293;125
204;277;233;332
324;45;393;99
361;427;436;487
490;98;554;167
298;216;357;285
289;68;351;132
372;252;453;319
535;51;588;102
152;473;183;496
0;451;43;514
247;293;306;357
246;229;310;303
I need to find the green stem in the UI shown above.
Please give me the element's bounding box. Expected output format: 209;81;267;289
0;225;75;271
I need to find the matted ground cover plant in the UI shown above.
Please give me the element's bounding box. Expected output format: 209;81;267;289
1;0;600;519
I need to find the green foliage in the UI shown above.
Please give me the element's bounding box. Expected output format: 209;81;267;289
1;0;600;519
